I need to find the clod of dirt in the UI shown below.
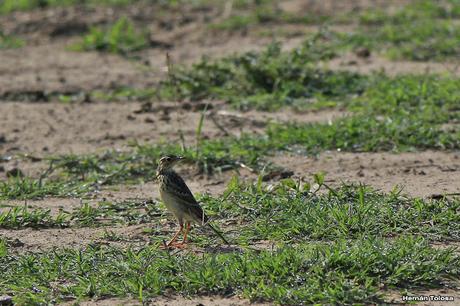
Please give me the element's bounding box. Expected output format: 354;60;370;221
6;167;24;178
133;102;153;114
50;21;89;37
355;47;371;58
160;114;171;121
0;296;13;306
8;238;25;248
262;169;294;181
148;38;173;49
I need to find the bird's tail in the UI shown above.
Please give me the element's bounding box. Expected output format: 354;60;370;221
207;223;230;245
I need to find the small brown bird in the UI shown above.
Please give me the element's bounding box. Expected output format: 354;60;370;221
156;155;229;248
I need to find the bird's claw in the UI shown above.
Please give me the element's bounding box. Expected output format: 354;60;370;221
161;241;188;249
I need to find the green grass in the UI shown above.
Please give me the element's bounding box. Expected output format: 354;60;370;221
0;198;161;229
343;19;460;61
336;0;460;61
160;31;460;110
0;0;139;14
357;0;460;25
71;17;149;55
0;206;69;229
159;35;365;111
210;8;327;31
2;180;459;244
0;176;91;200
1;179;459;304
0;30;24;49
203;180;460;243
1;236;458;305
211;0;460;61
90;87;156;102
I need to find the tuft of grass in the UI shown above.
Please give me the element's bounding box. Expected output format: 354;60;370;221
159;34;366;111
0;0;139;14
0;238;7;257
0;176;90;200
91;87;156;102
0;206;69;229
337;0;460;61
357;0;460;25
343;19;460;61
1;236;459;304
0;30;24;49
213;1;460;61
72;17;149;55
0;198;161;229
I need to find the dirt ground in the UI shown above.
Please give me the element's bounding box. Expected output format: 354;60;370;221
1;0;459;305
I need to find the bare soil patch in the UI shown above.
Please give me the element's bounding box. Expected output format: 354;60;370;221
327;52;460;77
0;43;156;96
385;288;460;305
151;295;271;306
271;151;460;198
61;295;271;306
0;224;147;253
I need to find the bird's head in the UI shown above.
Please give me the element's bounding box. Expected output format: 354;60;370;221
157;155;184;172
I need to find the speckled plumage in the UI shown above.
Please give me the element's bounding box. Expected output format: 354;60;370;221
157;168;207;225
156;155;229;247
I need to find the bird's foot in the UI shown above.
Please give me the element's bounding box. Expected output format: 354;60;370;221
169;242;188;249
161;241;188;249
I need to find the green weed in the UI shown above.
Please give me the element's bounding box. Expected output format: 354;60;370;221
0;176;90;200
0;30;24;49
0;206;69;229
0;0;138;14
159;35;364;111
0;238;7;257
72;17;149;55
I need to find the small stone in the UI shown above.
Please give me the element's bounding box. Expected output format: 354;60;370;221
355;47;371;58
6;167;24;178
279;170;294;179
9;238;24;247
0;295;13;306
160;114;171;121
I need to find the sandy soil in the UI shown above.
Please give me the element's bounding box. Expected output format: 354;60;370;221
272;151;460;198
327;52;460;77
385;288;460;306
61;295;271;306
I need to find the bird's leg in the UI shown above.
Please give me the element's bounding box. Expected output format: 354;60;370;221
182;222;191;244
165;223;183;247
167;222;190;249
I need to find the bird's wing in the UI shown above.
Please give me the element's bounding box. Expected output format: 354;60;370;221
169;171;208;223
